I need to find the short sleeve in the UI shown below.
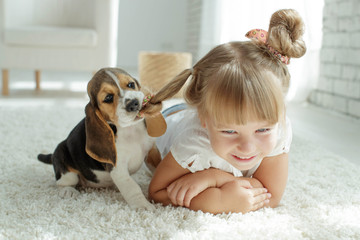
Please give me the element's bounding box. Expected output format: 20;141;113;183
170;128;212;173
267;116;292;157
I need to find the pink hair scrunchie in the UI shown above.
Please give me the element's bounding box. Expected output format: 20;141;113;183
245;29;290;65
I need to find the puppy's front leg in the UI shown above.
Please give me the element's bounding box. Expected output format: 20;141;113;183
110;166;155;211
56;172;80;198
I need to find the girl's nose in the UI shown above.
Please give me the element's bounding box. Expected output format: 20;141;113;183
236;137;256;155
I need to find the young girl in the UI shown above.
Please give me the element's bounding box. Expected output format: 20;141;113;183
146;9;306;214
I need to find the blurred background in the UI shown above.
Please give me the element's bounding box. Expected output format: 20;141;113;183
0;0;359;163
118;0;324;104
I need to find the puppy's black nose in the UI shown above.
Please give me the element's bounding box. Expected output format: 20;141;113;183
126;99;140;112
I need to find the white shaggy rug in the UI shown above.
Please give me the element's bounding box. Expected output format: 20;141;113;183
1;99;360;240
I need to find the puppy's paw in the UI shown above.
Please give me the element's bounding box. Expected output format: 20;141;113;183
130;200;156;211
59;186;80;198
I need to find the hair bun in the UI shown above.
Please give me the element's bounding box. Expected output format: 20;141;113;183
267;9;306;58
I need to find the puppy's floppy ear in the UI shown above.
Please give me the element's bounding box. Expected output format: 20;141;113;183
85;103;117;165
134;78;141;90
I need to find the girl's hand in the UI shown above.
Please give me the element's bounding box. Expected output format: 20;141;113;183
221;180;271;213
167;170;216;207
166;169;269;210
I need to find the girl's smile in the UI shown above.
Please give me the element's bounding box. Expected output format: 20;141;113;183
231;154;257;162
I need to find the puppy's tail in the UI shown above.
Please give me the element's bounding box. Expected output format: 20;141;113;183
37;154;52;164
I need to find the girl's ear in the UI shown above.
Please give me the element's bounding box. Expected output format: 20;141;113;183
85;103;117;165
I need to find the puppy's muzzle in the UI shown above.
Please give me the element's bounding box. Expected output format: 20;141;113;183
125;99;140;112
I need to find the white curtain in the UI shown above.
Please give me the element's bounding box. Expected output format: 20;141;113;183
198;0;324;102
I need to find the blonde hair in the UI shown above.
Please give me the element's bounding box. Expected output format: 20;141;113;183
145;9;306;125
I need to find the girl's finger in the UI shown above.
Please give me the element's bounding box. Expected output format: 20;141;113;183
253;192;271;204
167;183;174;195
250;187;268;197
183;189;198;208
167;183;180;205
175;186;188;206
252;198;270;211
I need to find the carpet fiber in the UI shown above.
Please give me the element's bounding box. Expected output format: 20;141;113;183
1;101;359;240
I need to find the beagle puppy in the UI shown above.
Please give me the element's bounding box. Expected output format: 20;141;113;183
37;68;165;210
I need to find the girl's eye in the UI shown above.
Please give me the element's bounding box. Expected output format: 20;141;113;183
222;130;236;134
256;128;271;133
103;94;114;103
127;82;135;89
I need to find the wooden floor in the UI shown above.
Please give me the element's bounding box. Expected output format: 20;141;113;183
288;102;360;165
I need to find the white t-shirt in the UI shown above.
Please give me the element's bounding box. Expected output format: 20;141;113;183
156;108;292;177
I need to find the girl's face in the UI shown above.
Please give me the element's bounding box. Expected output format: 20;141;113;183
202;116;278;171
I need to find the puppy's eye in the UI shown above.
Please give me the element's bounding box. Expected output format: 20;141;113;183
127;82;135;89
103;94;114;103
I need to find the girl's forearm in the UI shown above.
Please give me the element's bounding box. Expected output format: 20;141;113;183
188;183;248;214
198;168;264;189
188;187;225;214
149;169;223;206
